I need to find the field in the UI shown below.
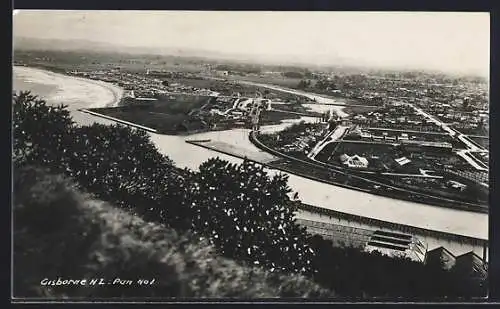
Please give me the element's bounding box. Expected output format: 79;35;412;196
14;50;208;73
89;94;212;134
342;105;382;115
260;110;301;123
271;103;322;116
150;94;213;113
89;94;301;134
315;141;396;164
89;107;202;134
469;136;489;149
316;140;471;171
225;74;303;88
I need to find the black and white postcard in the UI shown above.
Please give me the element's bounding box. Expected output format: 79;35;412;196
12;10;490;302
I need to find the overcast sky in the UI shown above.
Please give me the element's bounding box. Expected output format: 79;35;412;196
13;11;490;76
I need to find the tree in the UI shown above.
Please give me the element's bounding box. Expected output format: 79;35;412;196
63;123;194;229
13;91;74;167
297;80;308;90
315;80;326;90
12;91;187;229
185;158;316;274
283;71;304;79
463;98;471;111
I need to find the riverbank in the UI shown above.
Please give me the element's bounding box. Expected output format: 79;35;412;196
12;66;488;241
249;132;487;213
227;79;349;118
187;136;488;240
181;141;488;256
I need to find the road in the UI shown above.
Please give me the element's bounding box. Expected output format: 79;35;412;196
407;103;488;172
365;127;449;136
308;125;349;159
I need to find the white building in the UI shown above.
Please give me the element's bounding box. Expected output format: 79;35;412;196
340;154;369;168
447;180;467;191
395;156;411;167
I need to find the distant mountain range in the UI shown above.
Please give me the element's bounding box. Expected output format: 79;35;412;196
13;37;205;57
13;37;377;75
13;37;487;79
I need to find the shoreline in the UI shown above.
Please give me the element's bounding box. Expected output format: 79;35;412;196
13;65;124;109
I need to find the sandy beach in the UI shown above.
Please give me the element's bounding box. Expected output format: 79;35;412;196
14;66;124;126
13;66;124;110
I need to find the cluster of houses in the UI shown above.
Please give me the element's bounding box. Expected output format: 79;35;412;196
446;180;468;192
282;135;317;153
344;127;453;155
185;97;272;131
445;169;489;187
69;69;220;99
346;126;412;142
351;104;444;132
280;125;327;154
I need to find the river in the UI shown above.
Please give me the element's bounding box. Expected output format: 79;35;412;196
12;66;488;243
236;80;349;118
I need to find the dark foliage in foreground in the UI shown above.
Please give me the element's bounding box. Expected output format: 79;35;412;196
14;166;330;298
186;159;315;274
12;91;487;299
13;91;74;165
308;235;486;299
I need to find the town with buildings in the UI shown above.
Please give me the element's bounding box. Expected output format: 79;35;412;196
22;56;486;210
14;49;489;210
14;48;489;270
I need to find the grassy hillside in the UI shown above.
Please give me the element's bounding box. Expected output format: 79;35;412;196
13;166;332;299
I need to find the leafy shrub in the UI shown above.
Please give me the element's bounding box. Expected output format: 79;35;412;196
13;167;332;298
64;124;189;227
13;91;74;166
13;91;190;230
185;158;316;275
